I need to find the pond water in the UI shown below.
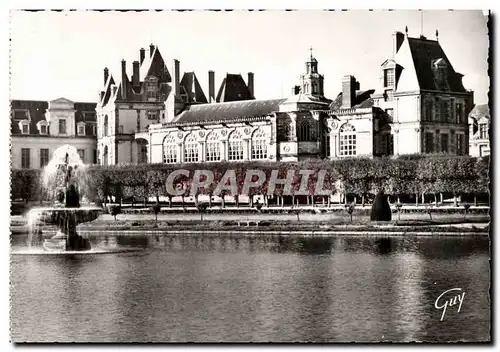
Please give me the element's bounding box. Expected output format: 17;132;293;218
10;233;490;342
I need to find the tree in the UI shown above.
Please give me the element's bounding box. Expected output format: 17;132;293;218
197;202;209;221
151;203;161;226
109;204;121;221
370;191;392;221
345;202;356;223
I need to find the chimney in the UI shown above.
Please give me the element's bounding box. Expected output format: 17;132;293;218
291;85;301;95
140;48;145;64
172;59;180;97
247;72;254;99
149;44;155;58
104;67;109;85
393;31;405;56
342;75;358;109
121;60;127;100
208;71;215;103
132;61;140;87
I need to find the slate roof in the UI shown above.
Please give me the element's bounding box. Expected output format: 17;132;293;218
173;98;287;123
216;74;253;102
180;72;208;104
329;90;375;111
11;99;97;137
406;37;467;92
469;104;489;118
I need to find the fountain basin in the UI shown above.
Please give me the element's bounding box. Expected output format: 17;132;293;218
28;206;102;252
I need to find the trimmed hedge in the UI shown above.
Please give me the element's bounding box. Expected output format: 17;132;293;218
11;155;490;206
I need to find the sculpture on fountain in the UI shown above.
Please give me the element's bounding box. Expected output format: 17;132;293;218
28;145;102;252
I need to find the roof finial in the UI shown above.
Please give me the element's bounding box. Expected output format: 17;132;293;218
405;26;408;36
309;46;314;60
436;29;439;41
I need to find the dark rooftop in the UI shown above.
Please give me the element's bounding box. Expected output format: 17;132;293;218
174;98;287;123
216;74;253;102
329;90;375;111
407;37;467;92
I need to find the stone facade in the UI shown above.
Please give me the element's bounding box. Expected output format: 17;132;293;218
11;98;97;169
468;104;490;157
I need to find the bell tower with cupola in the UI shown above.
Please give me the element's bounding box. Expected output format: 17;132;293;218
300;47;324;97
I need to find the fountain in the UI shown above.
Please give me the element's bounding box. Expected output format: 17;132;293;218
27;145;102;252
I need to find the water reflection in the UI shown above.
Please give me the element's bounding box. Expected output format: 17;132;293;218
10;234;490;342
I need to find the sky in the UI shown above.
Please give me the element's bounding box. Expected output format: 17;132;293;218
9;10;490;104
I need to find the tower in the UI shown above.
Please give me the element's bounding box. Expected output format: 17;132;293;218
300;47;324;97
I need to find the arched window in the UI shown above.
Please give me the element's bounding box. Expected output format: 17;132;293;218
103;145;108;166
103;115;108;137
163;134;178;164
299;120;312;142
251;129;268;160
228;131;244;161
206;132;221;162
184;134;199;163
339;123;356;157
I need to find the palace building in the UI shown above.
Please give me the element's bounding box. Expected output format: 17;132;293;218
11;98;97;169
94;28;475;166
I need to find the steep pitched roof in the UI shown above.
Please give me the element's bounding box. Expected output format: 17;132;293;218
406;37;467;92
216;74;253;102
140;46;171;82
329;90;375;111
11;100;97;136
173;98;286;123
180;72;208;104
469;104;490;118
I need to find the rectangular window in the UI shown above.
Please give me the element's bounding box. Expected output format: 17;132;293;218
77;149;85;162
21;148;30;169
424;100;433;122
323;134;331;158
456;134;464;155
77;125;85;136
147;111;159;120
228;140;244;161
40;125;47;134
440;134;449;153
479;124;488;139
384;69;395;87
184;143;199;163
455;103;462;124
93;149;97;164
93;125;97;136
22;124;29;134
384;90;394;102
206;142;221;162
164;145;178;164
40;148;49;168
58;119;66;134
425;133;434;153
339;134;356;157
251;139;268;160
440;100;450;122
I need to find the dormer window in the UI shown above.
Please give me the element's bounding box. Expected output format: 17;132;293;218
384;68;395;88
147;111;159;120
18;121;30;135
432;58;448;91
37;120;48;135
59;119;67;134
77;122;86;136
145;76;159;101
